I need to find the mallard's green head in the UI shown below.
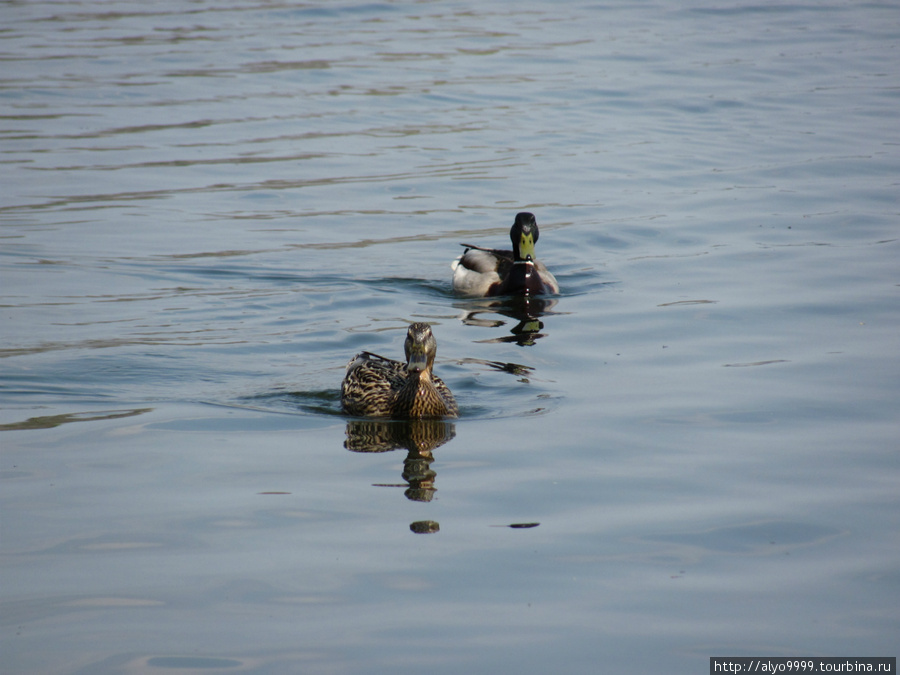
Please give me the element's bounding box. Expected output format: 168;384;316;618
404;322;437;374
510;212;539;262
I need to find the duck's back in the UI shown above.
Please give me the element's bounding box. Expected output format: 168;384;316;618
341;353;407;417
452;247;514;297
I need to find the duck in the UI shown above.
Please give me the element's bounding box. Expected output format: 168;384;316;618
340;322;459;419
451;212;559;297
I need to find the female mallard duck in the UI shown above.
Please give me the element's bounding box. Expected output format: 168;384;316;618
451;212;559;297
341;323;458;419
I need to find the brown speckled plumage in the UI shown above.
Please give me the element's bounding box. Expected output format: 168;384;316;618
341;323;458;419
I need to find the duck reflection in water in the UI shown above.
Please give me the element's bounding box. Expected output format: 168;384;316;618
455;294;559;346
344;419;455;503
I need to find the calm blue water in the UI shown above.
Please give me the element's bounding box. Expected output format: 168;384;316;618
2;1;899;674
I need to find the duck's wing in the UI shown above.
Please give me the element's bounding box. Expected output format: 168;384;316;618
341;352;407;417
459;243;514;263
451;245;515;297
532;259;560;294
353;350;393;365
344;352;405;382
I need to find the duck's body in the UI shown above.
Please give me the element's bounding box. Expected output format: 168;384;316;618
451;212;559;298
341;323;458;419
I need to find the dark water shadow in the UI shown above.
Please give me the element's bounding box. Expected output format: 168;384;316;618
239;389;344;417
369;276;454;299
0;407;153;432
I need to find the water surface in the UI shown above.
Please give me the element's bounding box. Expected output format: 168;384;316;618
2;1;899;674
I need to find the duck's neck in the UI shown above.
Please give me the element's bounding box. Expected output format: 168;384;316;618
396;369;449;419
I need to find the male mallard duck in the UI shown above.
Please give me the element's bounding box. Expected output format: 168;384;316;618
451;212;559;297
341;323;458;419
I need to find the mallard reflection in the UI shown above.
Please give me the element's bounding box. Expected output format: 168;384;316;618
455;295;559;346
344;419;456;502
458;359;534;386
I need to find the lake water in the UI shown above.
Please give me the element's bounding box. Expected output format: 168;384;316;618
2;1;898;673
